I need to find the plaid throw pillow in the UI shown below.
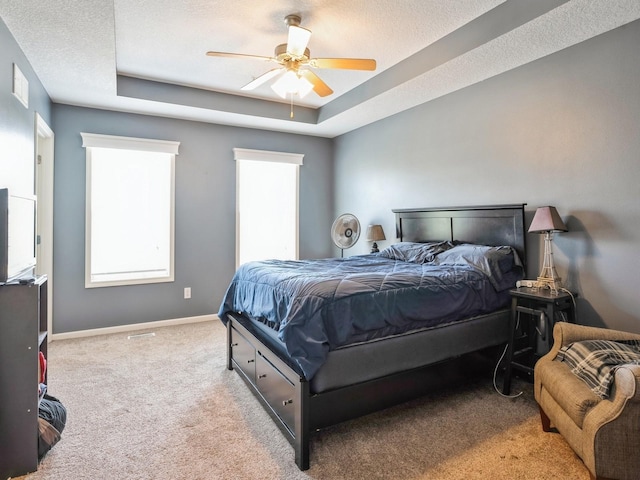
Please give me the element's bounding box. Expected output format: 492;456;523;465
555;339;640;399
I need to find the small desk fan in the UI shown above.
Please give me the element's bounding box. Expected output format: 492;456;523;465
331;213;360;257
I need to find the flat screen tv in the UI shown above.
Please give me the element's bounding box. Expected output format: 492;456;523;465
0;188;37;283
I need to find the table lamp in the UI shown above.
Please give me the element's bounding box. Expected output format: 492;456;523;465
366;225;385;253
528;206;568;294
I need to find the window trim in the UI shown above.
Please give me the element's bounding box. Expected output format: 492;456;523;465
233;148;303;268
233;148;304;165
82;133;179;288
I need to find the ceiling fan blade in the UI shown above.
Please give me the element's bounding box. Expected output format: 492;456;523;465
206;51;273;62
299;70;333;97
240;68;283;91
287;25;312;57
310;58;376;71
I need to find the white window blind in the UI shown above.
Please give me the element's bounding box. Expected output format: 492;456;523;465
234;148;303;267
82;133;179;288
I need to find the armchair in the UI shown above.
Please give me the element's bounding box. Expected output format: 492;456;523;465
534;322;640;480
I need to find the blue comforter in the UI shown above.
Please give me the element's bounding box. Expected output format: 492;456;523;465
219;248;521;380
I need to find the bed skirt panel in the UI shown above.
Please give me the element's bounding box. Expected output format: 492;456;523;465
310;309;509;393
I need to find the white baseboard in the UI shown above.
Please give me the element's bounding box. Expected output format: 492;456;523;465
50;314;219;341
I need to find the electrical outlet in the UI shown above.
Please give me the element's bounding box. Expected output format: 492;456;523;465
184;287;191;299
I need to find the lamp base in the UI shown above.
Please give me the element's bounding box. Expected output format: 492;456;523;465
533;231;563;295
370;242;379;254
534;276;562;296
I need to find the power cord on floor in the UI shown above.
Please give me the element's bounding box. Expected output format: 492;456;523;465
493;314;523;398
492;343;523;398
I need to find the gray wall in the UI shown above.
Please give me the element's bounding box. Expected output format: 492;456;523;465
51;105;333;333
0;18;51;192
334;20;640;332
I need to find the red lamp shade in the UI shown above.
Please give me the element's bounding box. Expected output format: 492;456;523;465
528;206;568;233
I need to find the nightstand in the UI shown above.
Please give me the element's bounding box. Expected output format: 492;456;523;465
502;286;576;395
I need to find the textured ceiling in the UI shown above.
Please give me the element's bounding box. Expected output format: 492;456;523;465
1;0;639;137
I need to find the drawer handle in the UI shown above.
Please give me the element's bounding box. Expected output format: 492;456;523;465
247;359;255;364
230;343;238;347
282;399;293;407
258;374;267;379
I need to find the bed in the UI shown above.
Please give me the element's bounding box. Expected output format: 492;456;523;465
218;204;526;470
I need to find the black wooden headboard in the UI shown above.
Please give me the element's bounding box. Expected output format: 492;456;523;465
392;204;527;273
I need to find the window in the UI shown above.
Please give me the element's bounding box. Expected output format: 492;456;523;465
234;148;303;267
81;133;179;288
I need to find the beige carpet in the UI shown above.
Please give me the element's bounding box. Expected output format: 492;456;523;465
18;320;589;480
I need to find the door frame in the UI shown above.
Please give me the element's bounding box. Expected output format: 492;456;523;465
35;112;54;336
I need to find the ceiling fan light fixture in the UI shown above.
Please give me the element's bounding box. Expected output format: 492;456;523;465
271;70;313;99
296;75;314;98
287;24;312;57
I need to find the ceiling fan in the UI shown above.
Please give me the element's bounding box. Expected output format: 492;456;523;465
206;14;376;100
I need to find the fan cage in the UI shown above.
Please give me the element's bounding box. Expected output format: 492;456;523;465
331;214;360;251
